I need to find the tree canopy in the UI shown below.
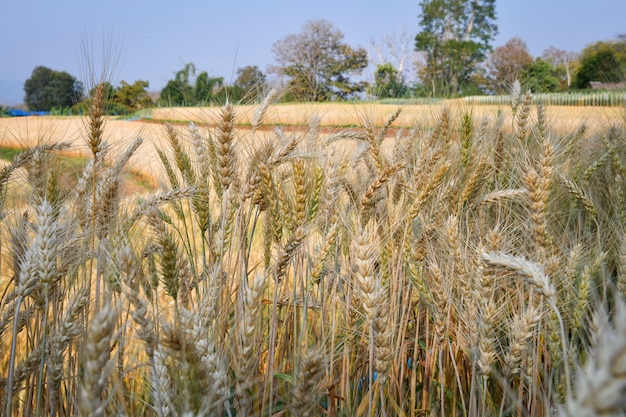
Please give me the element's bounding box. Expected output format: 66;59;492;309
233;65;267;102
114;80;152;111
159;63;196;106
541;46;578;89
368;63;408;98
573;38;626;89
159;63;224;106
271;19;368;101
485;37;533;94
522;59;560;93
415;0;497;96
23;66;83;111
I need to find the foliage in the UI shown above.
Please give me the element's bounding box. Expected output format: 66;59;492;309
368;62;408;98
271;19;368;101
159;63;224;106
23;66;83;111
159;63;196;106
233;65;267;102
485;37;534;94
573;37;626;89
542;46;579;89
189;66;266;105
522;58;561;93
71;98;129;116
415;0;497;96
70;80;153;115
194;71;224;105
114;80;153;111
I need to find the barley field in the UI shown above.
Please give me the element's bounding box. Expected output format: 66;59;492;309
1;86;626;417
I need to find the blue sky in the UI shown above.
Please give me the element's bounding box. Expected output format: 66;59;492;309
1;0;625;105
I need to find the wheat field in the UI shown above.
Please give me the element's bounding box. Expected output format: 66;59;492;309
153;101;620;134
1;86;626;417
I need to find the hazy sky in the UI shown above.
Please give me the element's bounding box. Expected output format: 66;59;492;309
1;0;625;105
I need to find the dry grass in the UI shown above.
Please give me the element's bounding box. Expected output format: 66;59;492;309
1;90;626;417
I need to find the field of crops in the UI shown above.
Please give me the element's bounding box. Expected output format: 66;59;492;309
151;101;621;133
1;89;626;416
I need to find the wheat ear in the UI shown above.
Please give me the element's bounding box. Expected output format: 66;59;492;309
353;218;392;416
252;88;277;132
291;347;325;417
217;103;236;191
152;347;176;417
233;274;266;414
481;252;555;299
481;251;571;394
561;300;626;417
78;302;117;417
515;89;532;142
503;307;541;377
87;82;106;159
558;174;598;218
275;226;305;282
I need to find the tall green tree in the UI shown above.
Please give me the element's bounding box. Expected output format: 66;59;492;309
573;38;626;89
159;64;225;106
522;59;560;93
415;0;497;96
114;80;152;111
234;65;267;102
194;72;224;104
160;63;196;105
368;63;407;98
23;66;83;111
271;19;368;101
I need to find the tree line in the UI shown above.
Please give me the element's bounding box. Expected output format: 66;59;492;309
16;0;626;112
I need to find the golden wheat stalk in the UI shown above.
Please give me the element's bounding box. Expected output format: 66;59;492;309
503;307;541;377
232;274;266;414
561;300;626;417
216;104;237;191
291;347;325;417
78;302;117;417
558;174;598;218
480;252;555;299
360;163;405;209
481;251;572;394
252;89;277;132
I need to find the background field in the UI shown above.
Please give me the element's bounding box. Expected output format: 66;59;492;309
2;102;622;183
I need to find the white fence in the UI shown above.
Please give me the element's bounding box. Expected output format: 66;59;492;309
464;92;626;107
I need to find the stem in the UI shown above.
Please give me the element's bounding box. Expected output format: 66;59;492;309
35;295;50;417
5;296;23;416
549;299;571;398
439;347;444;417
368;328;374;417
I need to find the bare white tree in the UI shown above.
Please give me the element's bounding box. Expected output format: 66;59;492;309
542;46;579;88
369;29;418;83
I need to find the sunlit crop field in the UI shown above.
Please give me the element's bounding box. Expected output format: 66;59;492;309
153;101;621;133
1;94;626;416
